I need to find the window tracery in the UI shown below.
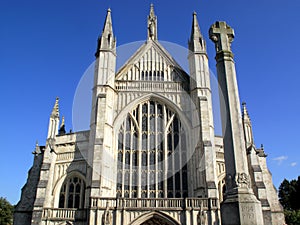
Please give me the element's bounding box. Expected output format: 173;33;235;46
59;176;85;208
117;100;188;198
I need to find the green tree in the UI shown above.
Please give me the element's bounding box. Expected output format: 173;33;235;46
279;176;300;210
284;210;300;225
0;197;13;225
279;176;300;225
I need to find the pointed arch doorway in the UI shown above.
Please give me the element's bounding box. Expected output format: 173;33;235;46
130;212;180;225
140;218;174;225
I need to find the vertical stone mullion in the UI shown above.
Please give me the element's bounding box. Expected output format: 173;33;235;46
167;65;171;81
147;101;150;198
122;121;126;197
179;122;183;197
64;180;69;208
129;119;133;197
163;104;168;197
159;56;163;80
171;122;175;197
137;104;142;198
80;180;84;208
155;102;158;198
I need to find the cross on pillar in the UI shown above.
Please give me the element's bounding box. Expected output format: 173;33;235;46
209;21;264;225
209;21;234;52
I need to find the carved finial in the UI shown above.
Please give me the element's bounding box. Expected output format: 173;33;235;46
256;144;267;157
61;116;65;126
32;140;41;155
150;3;154;14
51;97;59;118
147;4;157;40
59;116;66;135
242;102;249;118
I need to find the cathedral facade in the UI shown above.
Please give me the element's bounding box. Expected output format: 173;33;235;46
14;5;285;225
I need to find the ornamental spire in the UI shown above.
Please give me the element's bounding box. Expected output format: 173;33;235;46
242;102;254;146
147;4;157;40
242;102;251;123
96;8;116;56
51;97;59;118
189;11;206;52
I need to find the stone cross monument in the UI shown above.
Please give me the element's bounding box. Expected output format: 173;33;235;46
209;21;264;225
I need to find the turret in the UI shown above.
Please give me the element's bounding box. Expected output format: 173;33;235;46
188;12;218;199
93;9;116;89
87;8;117;199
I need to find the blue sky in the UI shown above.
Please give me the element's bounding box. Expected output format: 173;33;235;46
1;0;299;204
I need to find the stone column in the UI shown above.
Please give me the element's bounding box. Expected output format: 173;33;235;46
209;21;264;225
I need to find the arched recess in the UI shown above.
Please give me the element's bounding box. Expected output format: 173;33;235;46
217;173;226;203
53;170;86;208
113;93;194;199
129;211;181;225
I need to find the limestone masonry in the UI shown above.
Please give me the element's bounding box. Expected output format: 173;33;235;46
14;5;285;225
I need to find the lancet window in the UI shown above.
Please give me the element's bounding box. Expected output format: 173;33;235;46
116;100;188;198
59;176;85;208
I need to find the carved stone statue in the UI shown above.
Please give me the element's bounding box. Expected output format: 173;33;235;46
102;202;112;225
148;19;155;39
235;172;250;188
197;210;206;225
197;201;206;225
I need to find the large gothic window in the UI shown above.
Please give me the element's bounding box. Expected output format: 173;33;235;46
59;176;85;208
117;100;188;198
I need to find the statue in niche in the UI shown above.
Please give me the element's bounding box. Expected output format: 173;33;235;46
102;201;112;225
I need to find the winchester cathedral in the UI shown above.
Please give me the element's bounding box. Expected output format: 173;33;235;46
14;5;285;225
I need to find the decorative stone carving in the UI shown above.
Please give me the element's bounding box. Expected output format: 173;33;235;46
197;201;207;225
148;20;155;39
209;21;234;53
235;172;250;188
102;201;112;225
197;211;206;225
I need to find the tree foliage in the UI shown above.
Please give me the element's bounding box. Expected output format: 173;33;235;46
284;210;300;225
279;176;300;210
0;197;13;225
279;176;300;225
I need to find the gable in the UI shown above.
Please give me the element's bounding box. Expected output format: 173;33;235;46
115;40;189;83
